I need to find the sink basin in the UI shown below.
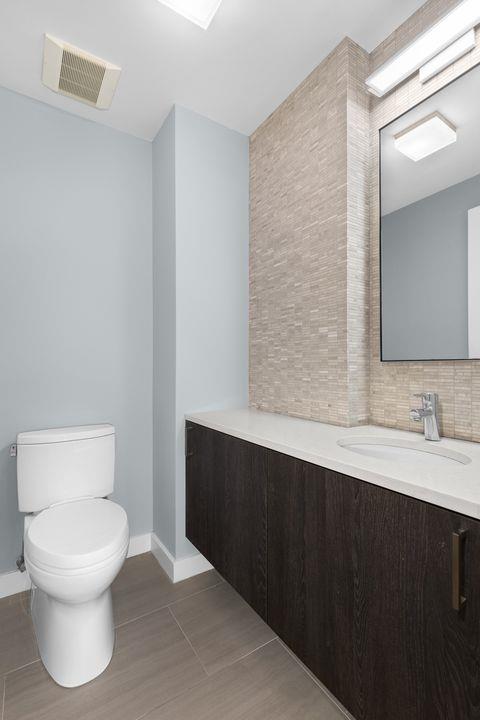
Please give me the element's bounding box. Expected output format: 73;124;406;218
337;437;471;468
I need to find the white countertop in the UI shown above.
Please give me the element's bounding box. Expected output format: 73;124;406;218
186;408;480;520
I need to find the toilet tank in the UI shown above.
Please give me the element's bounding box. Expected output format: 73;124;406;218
17;425;115;512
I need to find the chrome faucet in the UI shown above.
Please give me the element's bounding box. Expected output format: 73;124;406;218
410;392;440;441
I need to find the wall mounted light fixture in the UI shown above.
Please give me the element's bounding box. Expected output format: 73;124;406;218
419;29;476;83
366;0;479;97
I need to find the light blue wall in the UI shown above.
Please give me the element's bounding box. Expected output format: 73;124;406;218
152;106;249;559
0;87;153;572
382;173;480;361
152;108;177;555
0;88;248;573
174;106;249;557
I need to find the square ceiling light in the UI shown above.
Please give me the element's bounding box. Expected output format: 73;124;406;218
394;112;457;162
157;0;224;29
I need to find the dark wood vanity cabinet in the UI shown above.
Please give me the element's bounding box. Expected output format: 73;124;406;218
267;453;360;714
186;423;480;720
268;451;480;720
357;486;480;720
185;422;268;618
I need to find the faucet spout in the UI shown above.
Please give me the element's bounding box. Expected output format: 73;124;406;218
410;392;440;441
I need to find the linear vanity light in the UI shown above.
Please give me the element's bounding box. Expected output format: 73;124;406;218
420;29;477;83
394;112;457;162
366;0;480;97
156;0;223;28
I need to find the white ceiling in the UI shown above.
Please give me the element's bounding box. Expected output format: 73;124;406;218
0;0;426;141
381;63;480;215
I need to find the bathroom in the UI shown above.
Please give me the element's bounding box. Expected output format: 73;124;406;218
1;0;480;717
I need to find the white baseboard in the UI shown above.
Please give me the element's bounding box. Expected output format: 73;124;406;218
0;532;153;600
151;533;213;584
0;569;31;600
127;533;152;558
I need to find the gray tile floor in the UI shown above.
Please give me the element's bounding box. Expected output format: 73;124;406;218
0;553;348;720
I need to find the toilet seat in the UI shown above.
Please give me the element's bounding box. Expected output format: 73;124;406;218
25;498;129;573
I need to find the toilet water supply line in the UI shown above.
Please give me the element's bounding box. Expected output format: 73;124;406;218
17;539;26;573
11;441;27;574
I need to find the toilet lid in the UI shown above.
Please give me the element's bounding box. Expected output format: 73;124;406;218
25;498;129;571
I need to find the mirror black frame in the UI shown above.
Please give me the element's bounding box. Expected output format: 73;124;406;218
379;61;480;363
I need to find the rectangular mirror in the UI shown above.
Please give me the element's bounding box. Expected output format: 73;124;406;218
380;63;480;361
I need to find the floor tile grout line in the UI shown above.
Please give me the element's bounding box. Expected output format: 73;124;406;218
204;636;278;678
132;636;280;720
167;606;210;677
277;639;353;720
165;581;224;611
132;671;212;720
114;579;224;630
3;659;41;679
280;640;351;719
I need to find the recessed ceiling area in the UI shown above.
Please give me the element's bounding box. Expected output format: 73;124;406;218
0;0;426;140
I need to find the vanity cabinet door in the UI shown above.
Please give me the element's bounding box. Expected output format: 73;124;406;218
185;423;268;618
268;453;480;720
356;483;480;720
267;452;359;714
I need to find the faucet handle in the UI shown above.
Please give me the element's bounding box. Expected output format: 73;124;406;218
413;392;428;408
411;393;440;441
414;391;437;404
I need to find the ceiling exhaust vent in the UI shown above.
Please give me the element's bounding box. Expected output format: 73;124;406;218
42;34;121;110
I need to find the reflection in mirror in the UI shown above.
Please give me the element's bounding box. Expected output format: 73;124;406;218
380;63;480;361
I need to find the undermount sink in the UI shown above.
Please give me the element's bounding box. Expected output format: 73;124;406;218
337;437;471;468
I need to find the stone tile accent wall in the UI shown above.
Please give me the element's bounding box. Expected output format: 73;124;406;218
369;1;480;441
250;0;480;440
249;38;370;427
347;41;371;427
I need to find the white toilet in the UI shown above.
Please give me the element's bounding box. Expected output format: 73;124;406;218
16;424;129;688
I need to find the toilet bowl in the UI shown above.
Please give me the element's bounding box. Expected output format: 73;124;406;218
25;498;129;687
16;424;129;688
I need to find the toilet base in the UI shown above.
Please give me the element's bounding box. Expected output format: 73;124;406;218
31;585;115;687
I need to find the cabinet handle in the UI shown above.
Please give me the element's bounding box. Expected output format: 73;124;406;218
185;425;194;459
452;530;467;612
